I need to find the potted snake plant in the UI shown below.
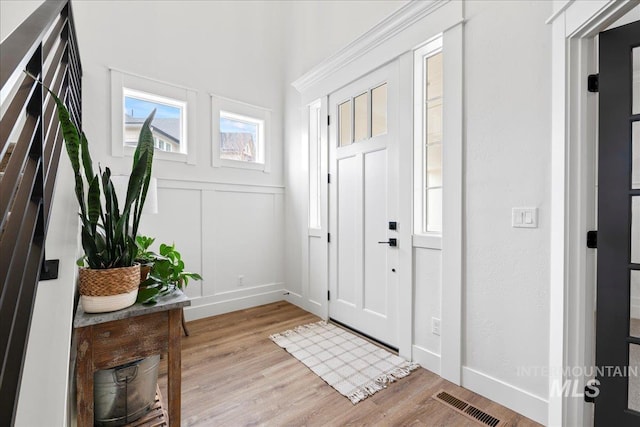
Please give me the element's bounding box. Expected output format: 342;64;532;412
43;81;155;312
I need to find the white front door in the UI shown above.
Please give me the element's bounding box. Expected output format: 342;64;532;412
328;62;399;348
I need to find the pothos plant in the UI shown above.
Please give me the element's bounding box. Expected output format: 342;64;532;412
32;73;156;269
137;242;202;304
135;235;157;265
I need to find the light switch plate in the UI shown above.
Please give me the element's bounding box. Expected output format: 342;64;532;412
512;207;538;228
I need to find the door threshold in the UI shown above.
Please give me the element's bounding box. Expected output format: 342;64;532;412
329;317;399;353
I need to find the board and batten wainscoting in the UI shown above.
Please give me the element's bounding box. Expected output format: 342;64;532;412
139;178;285;321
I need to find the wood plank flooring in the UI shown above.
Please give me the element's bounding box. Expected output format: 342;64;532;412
157;301;541;426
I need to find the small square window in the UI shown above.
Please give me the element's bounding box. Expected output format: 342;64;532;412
123;89;186;154
112;70;196;163
212;95;271;172
220;112;264;164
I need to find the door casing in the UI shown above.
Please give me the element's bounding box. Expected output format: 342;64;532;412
548;2;640;426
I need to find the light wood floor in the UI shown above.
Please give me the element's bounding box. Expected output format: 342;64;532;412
157;301;541;426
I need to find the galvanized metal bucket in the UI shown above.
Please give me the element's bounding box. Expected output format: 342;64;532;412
94;355;160;426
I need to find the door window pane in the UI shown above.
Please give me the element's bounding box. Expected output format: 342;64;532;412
629;344;640;412
427;52;443;100
427;99;443;144
633;196;640;264
372;84;387;137
427;144;442;187
339;100;352;147
423;50;443;234
354;93;368;142
633;121;639;189
633;47;639;115
631;271;640;338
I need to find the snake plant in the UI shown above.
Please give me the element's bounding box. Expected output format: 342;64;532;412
42;81;155;269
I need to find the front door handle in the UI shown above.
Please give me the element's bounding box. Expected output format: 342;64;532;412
377;238;397;247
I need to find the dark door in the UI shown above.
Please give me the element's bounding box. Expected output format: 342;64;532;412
595;20;640;426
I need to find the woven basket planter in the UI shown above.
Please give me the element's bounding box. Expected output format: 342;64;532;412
79;264;140;313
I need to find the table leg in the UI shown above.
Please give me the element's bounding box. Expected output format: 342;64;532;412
76;326;94;427
168;309;182;425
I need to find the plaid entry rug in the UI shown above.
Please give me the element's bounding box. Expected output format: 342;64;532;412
270;321;419;404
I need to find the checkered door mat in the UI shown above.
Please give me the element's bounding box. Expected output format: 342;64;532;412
270;321;419;404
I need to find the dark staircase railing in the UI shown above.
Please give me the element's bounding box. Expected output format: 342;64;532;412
0;1;82;424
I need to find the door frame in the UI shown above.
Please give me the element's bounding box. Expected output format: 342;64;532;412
292;0;464;364
548;1;639;426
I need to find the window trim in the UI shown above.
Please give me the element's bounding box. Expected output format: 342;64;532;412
110;69;197;164
413;36;443;238
211;94;271;172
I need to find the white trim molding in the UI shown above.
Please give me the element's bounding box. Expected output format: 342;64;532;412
294;0;464;104
440;21;464;386
462;367;549;425
413;345;441;375
291;0;448;93
184;287;285;321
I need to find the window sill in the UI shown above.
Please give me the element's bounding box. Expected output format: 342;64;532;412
216;158;268;172
123;146;188;163
412;233;442;250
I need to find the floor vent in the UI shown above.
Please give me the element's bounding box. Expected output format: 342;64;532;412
433;390;504;427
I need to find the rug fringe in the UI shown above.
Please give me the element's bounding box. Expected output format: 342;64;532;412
347;362;420;404
269;321;327;342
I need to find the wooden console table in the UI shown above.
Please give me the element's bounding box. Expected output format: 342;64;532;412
73;290;190;426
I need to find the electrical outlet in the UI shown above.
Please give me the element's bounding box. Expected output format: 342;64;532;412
237;275;244;286
432;317;441;336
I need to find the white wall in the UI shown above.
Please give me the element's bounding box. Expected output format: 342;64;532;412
463;0;551;401
72;0;288;318
413;247;442;360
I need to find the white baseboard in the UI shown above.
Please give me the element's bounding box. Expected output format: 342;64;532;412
462;367;548;426
412;345;440;375
285;292;326;319
184;289;286;321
